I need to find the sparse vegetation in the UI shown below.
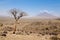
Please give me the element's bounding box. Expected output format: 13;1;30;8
0;14;60;40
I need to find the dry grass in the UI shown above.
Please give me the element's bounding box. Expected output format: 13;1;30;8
0;18;60;40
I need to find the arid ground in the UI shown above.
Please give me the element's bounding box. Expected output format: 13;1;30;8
0;17;60;40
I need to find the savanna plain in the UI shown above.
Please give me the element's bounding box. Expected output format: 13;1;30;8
0;17;60;40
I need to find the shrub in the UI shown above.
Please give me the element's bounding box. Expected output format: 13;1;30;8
45;28;49;30
0;31;7;37
3;27;14;31
0;23;3;27
50;36;60;40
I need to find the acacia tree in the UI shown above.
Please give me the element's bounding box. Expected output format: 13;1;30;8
10;8;27;34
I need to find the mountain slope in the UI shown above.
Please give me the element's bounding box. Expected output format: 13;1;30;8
36;12;59;19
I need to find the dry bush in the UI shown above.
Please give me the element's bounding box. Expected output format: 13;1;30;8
0;23;3;27
0;31;7;36
50;36;60;40
2;27;14;31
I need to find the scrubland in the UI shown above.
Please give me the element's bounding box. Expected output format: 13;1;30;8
0;18;60;40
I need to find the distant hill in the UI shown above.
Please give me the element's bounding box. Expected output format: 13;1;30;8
36;12;59;19
38;12;55;17
27;12;59;20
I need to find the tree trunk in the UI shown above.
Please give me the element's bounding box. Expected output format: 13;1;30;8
13;20;17;34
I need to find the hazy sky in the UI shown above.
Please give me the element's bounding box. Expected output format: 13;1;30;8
0;0;60;17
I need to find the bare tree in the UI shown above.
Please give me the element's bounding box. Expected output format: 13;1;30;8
10;8;27;34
